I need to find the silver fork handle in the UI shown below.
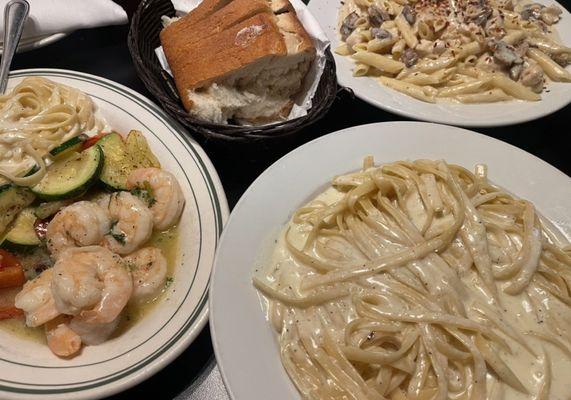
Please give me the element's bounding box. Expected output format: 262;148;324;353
0;0;29;94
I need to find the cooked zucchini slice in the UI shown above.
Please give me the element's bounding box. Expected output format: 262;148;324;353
98;131;160;190
50;135;87;159
31;145;104;200
1;208;41;250
125;130;161;169
98;132;131;190
0;185;35;237
34;200;72;220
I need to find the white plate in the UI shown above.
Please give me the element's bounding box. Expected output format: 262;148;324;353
210;121;571;399
308;0;571;127
0;33;67;54
0;69;229;400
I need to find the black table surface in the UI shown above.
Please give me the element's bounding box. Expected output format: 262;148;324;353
11;22;571;400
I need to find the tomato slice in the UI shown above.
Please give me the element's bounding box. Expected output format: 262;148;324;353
0;250;25;289
0;249;22;270
82;132;108;150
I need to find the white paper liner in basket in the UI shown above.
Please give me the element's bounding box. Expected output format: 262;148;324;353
154;0;330;125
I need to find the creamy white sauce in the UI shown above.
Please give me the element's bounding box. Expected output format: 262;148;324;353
258;185;571;399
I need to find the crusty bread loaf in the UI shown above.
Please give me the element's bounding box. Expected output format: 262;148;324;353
160;0;316;124
180;0;232;25
169;13;287;110
276;11;313;58
161;0;271;67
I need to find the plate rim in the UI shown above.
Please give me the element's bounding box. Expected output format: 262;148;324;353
1;68;229;399
307;0;571;127
210;121;571;400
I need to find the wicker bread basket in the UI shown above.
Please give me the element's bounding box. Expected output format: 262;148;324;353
127;0;337;143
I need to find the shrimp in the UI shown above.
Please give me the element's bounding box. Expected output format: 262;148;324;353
45;316;82;357
124;247;168;303
127;168;185;231
46;201;111;259
69;315;120;345
51;246;132;324
14;269;60;327
99;192;154;255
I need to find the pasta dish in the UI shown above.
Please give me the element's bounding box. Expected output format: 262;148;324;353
335;0;571;103
254;158;571;399
0;79;186;358
0;77;103;186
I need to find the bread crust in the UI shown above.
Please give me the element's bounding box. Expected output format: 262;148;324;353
160;0;231;58
269;0;294;13
275;11;315;58
169;13;287;110
160;0;317;120
161;0;272;68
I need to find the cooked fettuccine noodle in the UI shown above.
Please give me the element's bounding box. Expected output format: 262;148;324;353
254;158;571;399
0;77;103;186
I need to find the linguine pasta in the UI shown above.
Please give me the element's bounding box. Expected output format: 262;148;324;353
0;77;103;186
254;158;571;399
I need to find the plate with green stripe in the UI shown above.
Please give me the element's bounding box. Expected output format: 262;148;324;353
0;69;228;399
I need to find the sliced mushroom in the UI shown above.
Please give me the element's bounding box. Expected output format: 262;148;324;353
368;5;390;27
341;12;360;41
402;5;416;25
540;5;562;25
493;41;523;67
515;41;529;58
520;3;543;20
552;53;570;67
371;27;392;40
509;63;523;80
520;63;544;92
401;48;419;67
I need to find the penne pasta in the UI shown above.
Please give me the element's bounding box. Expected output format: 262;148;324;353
354;0;373;7
379;76;437;102
528;48;571;82
489;74;541;101
457;41;483;59
527;37;571;55
367;37;398;53
353;63;371;76
403;67;457;85
336;0;570;103
391;38;406;59
417;21;434;41
394;14;418;49
335;43;352;56
456;88;512;103
438;78;492;97
352;51;405;74
411;54;457;74
502;30;527;46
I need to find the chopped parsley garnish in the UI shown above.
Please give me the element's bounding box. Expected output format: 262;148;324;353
165;277;174;287
108;220;127;245
131;181;156;207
